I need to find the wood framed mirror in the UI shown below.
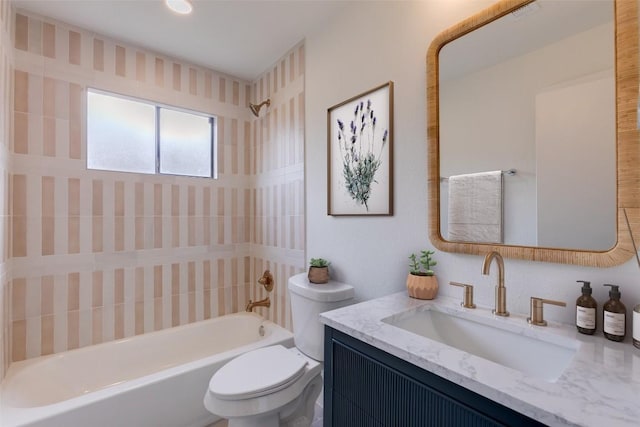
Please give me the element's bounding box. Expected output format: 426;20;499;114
427;0;639;267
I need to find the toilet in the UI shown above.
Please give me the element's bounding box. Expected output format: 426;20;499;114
203;273;354;427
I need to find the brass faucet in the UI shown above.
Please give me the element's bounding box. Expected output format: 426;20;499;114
482;251;509;317
246;296;271;312
527;297;566;326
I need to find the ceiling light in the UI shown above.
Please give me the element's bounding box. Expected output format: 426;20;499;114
165;0;193;15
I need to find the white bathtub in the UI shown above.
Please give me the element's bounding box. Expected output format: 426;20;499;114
0;312;294;427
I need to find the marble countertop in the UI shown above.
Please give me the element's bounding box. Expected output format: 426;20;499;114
319;292;640;427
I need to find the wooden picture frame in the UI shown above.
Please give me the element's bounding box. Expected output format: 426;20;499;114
327;81;394;216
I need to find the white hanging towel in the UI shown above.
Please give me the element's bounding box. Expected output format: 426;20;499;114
447;171;503;243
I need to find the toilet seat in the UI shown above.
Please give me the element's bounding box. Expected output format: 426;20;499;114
208;345;308;400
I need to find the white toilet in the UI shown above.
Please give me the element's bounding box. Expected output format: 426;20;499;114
203;273;354;427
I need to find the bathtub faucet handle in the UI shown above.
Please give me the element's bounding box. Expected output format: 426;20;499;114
258;270;274;292
246;296;271;312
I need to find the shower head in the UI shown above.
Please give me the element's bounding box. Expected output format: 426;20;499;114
249;99;271;117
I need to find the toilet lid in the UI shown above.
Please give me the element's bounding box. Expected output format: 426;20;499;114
209;345;308;400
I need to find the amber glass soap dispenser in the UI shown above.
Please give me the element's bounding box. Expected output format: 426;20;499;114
603;284;626;342
576;280;596;335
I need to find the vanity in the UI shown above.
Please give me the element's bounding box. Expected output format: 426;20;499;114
318;0;640;424
320;293;640;427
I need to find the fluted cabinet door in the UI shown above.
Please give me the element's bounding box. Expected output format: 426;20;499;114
323;327;545;427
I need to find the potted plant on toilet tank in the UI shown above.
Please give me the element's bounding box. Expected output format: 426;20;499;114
407;250;438;299
308;258;330;284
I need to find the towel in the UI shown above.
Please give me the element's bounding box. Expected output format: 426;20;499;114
447;171;503;243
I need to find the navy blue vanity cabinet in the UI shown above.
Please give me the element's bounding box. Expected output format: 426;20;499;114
323;327;545;427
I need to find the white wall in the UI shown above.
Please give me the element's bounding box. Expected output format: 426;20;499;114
305;0;640;329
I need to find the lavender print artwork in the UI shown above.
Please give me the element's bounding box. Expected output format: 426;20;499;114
336;100;388;210
328;82;393;216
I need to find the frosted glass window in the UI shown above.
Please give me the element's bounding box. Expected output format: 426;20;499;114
159;108;213;177
86;89;216;178
87;91;156;174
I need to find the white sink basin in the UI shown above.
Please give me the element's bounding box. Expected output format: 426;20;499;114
382;307;578;382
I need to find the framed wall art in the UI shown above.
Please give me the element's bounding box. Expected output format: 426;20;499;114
327;81;394;216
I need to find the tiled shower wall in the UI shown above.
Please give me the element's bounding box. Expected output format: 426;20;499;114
8;9;305;365
249;43;305;327
0;0;13;378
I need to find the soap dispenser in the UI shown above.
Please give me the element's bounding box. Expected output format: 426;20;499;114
576;280;597;335
603;284;626;342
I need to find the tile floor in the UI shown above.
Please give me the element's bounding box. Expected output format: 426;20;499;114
209;402;323;427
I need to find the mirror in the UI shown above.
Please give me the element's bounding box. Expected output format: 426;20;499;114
427;0;639;267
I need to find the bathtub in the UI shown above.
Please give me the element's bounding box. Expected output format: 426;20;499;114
0;312;294;427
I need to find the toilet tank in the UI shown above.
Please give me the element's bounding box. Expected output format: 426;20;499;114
288;273;354;361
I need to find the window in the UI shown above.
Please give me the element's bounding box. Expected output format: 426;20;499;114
87;89;215;178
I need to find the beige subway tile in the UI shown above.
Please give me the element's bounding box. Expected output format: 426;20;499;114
204;71;212;98
92;270;103;308
186;291;195;323
135;267;144;303
115;269;124;304
244;122;251;173
68;273;80;311
14;112;28;154
15;14;28;51
43;22;55;58
217;288;225;316
203;290;211;319
171;263;179;295
154;266;162;298
92;180;103;216
172;62;181;91
188;262;196;293
115;45;125;77
93;38;104;71
171;217;179;247
217;259;225;288
153;183;162;215
289;51;295;82
43;116;56;156
153;216;162;249
41;315;54;356
68;30;81;65
92;182;103;252
14;70;28;113
67;311;79;350
43;77;55;117
91;307;103;344
203;260;211;291
155;57;164;87
171;294;180;327
232;81;239;106
171;185;179;216
114;304;124;339
217;217;225;245
12;320;26;362
11;279;26;321
219;77;226;103
12;175;27;257
154;298;163;331
135;302;144;335
41;276;54;316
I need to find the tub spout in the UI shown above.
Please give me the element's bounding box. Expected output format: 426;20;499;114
246;296;270;312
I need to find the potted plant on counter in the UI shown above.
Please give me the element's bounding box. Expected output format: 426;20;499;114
308;258;330;284
407;250;438;299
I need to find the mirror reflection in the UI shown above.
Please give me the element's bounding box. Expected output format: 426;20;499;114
438;0;615;251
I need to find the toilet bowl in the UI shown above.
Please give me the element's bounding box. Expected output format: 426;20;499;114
203;273;354;427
